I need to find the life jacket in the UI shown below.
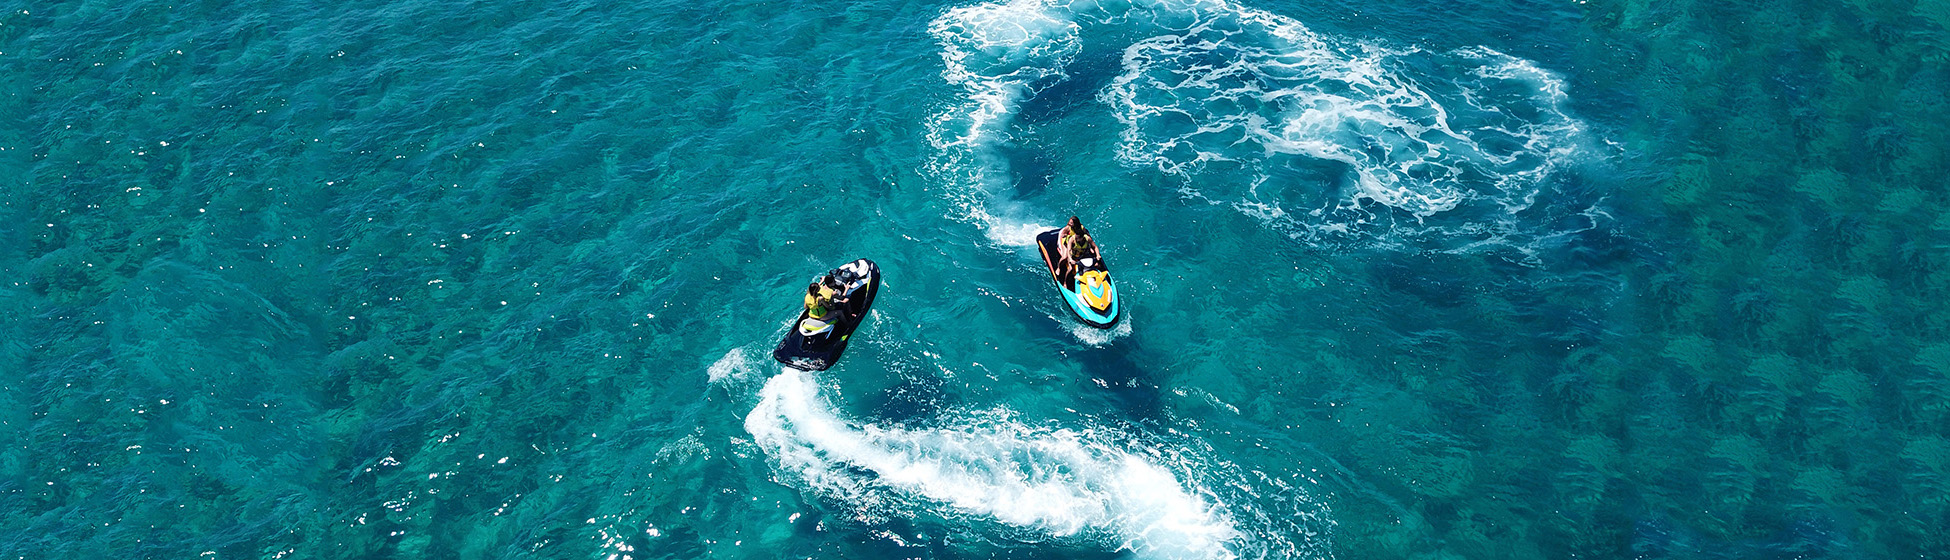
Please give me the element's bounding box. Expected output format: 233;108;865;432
805;285;839;318
1061;228;1093;257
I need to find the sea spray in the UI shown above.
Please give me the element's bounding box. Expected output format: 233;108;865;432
1064;313;1134;346
926;0;1601;253
927;0;1084;245
745;366;1248;558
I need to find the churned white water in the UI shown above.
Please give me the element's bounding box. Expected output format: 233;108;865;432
926;0;1598;252
745;366;1252;559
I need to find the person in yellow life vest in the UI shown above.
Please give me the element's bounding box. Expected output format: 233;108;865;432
803;275;850;321
1056;215;1099;282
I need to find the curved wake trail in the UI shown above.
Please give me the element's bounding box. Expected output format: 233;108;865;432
927;0;1599;252
925;0;1085;247
738;363;1325;559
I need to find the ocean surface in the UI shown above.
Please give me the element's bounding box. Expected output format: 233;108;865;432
4;0;1948;557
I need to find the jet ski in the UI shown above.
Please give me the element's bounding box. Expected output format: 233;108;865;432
1036;229;1120;328
773;259;881;371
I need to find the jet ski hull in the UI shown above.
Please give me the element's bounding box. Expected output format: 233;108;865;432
1036;229;1120;329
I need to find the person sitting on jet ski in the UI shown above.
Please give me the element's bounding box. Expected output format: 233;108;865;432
1056;215;1100;281
803;275;851;322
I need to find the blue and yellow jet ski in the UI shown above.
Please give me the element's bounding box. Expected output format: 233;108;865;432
773;259;881;371
1036;229;1120;328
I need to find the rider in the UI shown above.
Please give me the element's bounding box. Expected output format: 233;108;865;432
803;273;851;322
1056;215;1099;282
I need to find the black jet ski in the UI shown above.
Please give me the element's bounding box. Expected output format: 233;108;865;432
773;259;881;371
1036;229;1120;328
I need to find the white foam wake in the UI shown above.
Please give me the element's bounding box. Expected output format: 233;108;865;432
927;0;1083;245
707;346;754;384
928;0;1598;251
1065;313;1133;346
746;367;1244;559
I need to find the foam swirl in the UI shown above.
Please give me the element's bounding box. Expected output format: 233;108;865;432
927;0;1598;251
746;367;1254;558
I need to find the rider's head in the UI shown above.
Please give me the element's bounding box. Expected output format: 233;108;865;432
1067;216;1083;232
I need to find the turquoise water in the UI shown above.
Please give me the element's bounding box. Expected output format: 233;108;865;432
5;0;1949;557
